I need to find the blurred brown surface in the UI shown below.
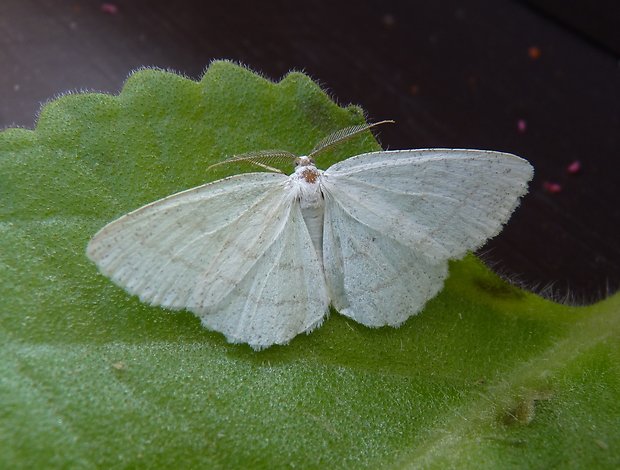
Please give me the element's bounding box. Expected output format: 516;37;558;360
1;0;619;302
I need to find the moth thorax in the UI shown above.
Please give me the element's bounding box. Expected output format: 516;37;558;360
301;167;319;184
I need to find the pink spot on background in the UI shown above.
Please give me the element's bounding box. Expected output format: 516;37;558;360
543;181;562;194
100;3;119;14
517;119;527;133
567;160;581;174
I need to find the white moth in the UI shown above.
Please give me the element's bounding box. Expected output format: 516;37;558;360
87;121;533;350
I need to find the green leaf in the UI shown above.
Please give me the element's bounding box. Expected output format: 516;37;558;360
1;60;618;468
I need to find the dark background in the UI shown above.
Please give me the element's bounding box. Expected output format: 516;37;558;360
1;0;619;302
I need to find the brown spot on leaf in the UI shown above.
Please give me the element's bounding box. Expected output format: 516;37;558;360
501;390;553;426
503;398;536;425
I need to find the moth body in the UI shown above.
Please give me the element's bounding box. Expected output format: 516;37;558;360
288;156;326;260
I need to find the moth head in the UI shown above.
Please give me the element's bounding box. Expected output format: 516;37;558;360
295;156;315;168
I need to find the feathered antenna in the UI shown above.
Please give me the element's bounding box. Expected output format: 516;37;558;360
207;149;297;174
207;120;395;173
308;120;395;159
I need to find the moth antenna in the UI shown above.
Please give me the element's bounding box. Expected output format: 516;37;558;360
309;120;395;158
207;150;298;174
